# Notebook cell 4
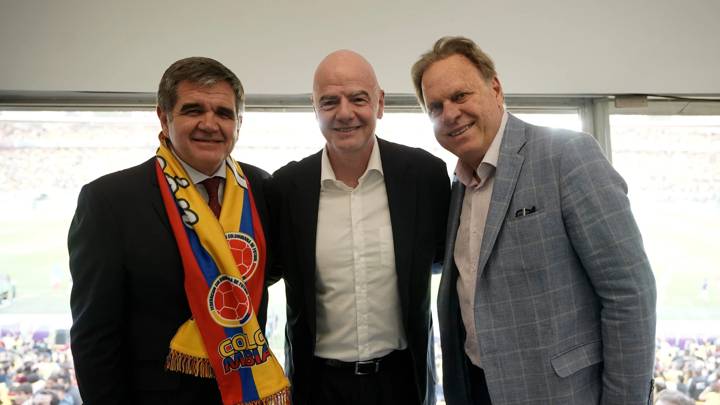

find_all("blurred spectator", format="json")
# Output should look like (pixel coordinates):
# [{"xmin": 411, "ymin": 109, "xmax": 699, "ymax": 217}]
[
  {"xmin": 655, "ymin": 389, "xmax": 695, "ymax": 405},
  {"xmin": 7, "ymin": 382, "xmax": 33, "ymax": 405},
  {"xmin": 45, "ymin": 371, "xmax": 74, "ymax": 405},
  {"xmin": 675, "ymin": 374, "xmax": 689, "ymax": 395},
  {"xmin": 0, "ymin": 330, "xmax": 82, "ymax": 404},
  {"xmin": 699, "ymin": 380, "xmax": 720, "ymax": 405},
  {"xmin": 30, "ymin": 389, "xmax": 59, "ymax": 405},
  {"xmin": 654, "ymin": 336, "xmax": 719, "ymax": 401},
  {"xmin": 688, "ymin": 368, "xmax": 710, "ymax": 399}
]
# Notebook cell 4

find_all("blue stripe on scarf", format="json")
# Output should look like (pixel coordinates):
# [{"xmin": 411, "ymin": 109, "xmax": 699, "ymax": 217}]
[
  {"xmin": 236, "ymin": 185, "xmax": 260, "ymax": 400},
  {"xmin": 182, "ymin": 183, "xmax": 262, "ymax": 401},
  {"xmin": 186, "ymin": 226, "xmax": 220, "ymax": 287},
  {"xmin": 240, "ymin": 367, "xmax": 259, "ymax": 400},
  {"xmin": 239, "ymin": 190, "xmax": 255, "ymax": 238}
]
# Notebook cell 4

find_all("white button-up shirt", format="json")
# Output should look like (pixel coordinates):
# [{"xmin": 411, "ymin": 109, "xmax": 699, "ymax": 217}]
[{"xmin": 314, "ymin": 137, "xmax": 407, "ymax": 362}]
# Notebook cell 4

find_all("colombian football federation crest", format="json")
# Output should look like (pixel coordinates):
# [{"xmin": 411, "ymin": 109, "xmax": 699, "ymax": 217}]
[
  {"xmin": 208, "ymin": 275, "xmax": 253, "ymax": 328},
  {"xmin": 226, "ymin": 232, "xmax": 259, "ymax": 280},
  {"xmin": 207, "ymin": 232, "xmax": 259, "ymax": 328}
]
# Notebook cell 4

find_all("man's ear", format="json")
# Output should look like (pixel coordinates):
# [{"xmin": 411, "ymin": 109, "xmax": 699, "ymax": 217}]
[
  {"xmin": 376, "ymin": 89, "xmax": 385, "ymax": 119},
  {"xmin": 311, "ymin": 95, "xmax": 320, "ymax": 120},
  {"xmin": 234, "ymin": 114, "xmax": 242, "ymax": 142},
  {"xmin": 491, "ymin": 76, "xmax": 504, "ymax": 106},
  {"xmin": 157, "ymin": 105, "xmax": 170, "ymax": 135}
]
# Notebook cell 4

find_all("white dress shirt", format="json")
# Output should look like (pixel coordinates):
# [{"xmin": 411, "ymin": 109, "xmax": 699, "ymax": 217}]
[
  {"xmin": 454, "ymin": 112, "xmax": 507, "ymax": 367},
  {"xmin": 314, "ymin": 137, "xmax": 407, "ymax": 362},
  {"xmin": 172, "ymin": 149, "xmax": 227, "ymax": 203}
]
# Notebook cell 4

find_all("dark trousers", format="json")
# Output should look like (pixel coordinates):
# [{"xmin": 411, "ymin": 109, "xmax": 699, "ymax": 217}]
[
  {"xmin": 467, "ymin": 356, "xmax": 492, "ymax": 405},
  {"xmin": 134, "ymin": 373, "xmax": 222, "ymax": 405},
  {"xmin": 310, "ymin": 350, "xmax": 420, "ymax": 405}
]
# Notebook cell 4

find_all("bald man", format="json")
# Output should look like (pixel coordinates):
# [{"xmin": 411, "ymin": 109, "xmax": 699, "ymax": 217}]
[{"xmin": 266, "ymin": 50, "xmax": 450, "ymax": 405}]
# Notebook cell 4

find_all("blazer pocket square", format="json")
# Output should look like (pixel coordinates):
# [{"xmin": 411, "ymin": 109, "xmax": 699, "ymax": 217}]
[{"xmin": 514, "ymin": 206, "xmax": 537, "ymax": 218}]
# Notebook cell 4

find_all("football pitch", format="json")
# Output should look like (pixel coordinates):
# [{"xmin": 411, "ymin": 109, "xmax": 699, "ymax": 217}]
[
  {"xmin": 0, "ymin": 195, "xmax": 718, "ymax": 338},
  {"xmin": 0, "ymin": 206, "xmax": 73, "ymax": 314}
]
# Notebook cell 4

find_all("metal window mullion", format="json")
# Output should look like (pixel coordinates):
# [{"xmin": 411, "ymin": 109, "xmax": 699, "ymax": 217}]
[{"xmin": 589, "ymin": 98, "xmax": 612, "ymax": 162}]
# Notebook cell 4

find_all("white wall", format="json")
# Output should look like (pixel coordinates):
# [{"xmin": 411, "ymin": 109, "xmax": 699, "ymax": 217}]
[{"xmin": 1, "ymin": 0, "xmax": 718, "ymax": 96}]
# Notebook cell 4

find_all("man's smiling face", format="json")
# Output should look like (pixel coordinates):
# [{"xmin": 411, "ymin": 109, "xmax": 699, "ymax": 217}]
[
  {"xmin": 421, "ymin": 54, "xmax": 504, "ymax": 168},
  {"xmin": 158, "ymin": 80, "xmax": 240, "ymax": 175},
  {"xmin": 312, "ymin": 50, "xmax": 384, "ymax": 160}
]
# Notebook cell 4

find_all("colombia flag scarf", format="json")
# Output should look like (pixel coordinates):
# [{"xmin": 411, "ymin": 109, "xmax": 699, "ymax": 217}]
[{"xmin": 155, "ymin": 140, "xmax": 289, "ymax": 404}]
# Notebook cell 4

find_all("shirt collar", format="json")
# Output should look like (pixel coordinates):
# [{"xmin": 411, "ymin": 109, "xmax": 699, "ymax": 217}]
[
  {"xmin": 321, "ymin": 136, "xmax": 383, "ymax": 190},
  {"xmin": 171, "ymin": 147, "xmax": 227, "ymax": 185},
  {"xmin": 455, "ymin": 111, "xmax": 508, "ymax": 189}
]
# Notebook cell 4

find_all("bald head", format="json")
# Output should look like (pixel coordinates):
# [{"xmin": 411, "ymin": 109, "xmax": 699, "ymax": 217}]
[{"xmin": 313, "ymin": 50, "xmax": 381, "ymax": 96}]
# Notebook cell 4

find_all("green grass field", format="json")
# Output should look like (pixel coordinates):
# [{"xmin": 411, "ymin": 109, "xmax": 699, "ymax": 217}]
[
  {"xmin": 633, "ymin": 203, "xmax": 720, "ymax": 321},
  {"xmin": 0, "ymin": 204, "xmax": 73, "ymax": 314},
  {"xmin": 1, "ymin": 195, "xmax": 718, "ymax": 336}
]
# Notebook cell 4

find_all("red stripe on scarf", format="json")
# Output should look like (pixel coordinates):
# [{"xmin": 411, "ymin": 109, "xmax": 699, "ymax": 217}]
[
  {"xmin": 243, "ymin": 178, "xmax": 266, "ymax": 316},
  {"xmin": 155, "ymin": 162, "xmax": 247, "ymax": 403}
]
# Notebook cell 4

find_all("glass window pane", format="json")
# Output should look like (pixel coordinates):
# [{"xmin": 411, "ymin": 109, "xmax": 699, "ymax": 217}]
[
  {"xmin": 514, "ymin": 112, "xmax": 583, "ymax": 132},
  {"xmin": 0, "ymin": 108, "xmax": 585, "ymax": 403},
  {"xmin": 611, "ymin": 114, "xmax": 720, "ymax": 396},
  {"xmin": 610, "ymin": 115, "xmax": 720, "ymax": 328}
]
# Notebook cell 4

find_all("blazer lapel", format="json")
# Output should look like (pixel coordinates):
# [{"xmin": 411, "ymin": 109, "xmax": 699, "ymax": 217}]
[
  {"xmin": 476, "ymin": 114, "xmax": 527, "ymax": 279},
  {"xmin": 291, "ymin": 151, "xmax": 322, "ymax": 334},
  {"xmin": 439, "ymin": 178, "xmax": 465, "ymax": 318},
  {"xmin": 443, "ymin": 178, "xmax": 465, "ymax": 277},
  {"xmin": 378, "ymin": 139, "xmax": 414, "ymax": 323},
  {"xmin": 145, "ymin": 157, "xmax": 174, "ymax": 235}
]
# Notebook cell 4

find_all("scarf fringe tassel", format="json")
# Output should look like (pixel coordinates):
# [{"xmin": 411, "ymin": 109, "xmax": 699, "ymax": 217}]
[
  {"xmin": 165, "ymin": 349, "xmax": 214, "ymax": 378},
  {"xmin": 166, "ymin": 351, "xmax": 290, "ymax": 404},
  {"xmin": 238, "ymin": 386, "xmax": 291, "ymax": 405}
]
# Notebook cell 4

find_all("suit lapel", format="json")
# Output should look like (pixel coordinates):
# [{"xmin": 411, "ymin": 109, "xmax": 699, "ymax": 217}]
[
  {"xmin": 476, "ymin": 114, "xmax": 527, "ymax": 279},
  {"xmin": 291, "ymin": 151, "xmax": 322, "ymax": 334},
  {"xmin": 443, "ymin": 179, "xmax": 465, "ymax": 277},
  {"xmin": 378, "ymin": 139, "xmax": 414, "ymax": 323},
  {"xmin": 145, "ymin": 157, "xmax": 174, "ymax": 235},
  {"xmin": 439, "ymin": 178, "xmax": 465, "ymax": 318}
]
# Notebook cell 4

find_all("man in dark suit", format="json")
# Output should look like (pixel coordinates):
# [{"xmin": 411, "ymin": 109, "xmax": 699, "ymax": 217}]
[
  {"xmin": 411, "ymin": 36, "xmax": 656, "ymax": 405},
  {"xmin": 267, "ymin": 50, "xmax": 450, "ymax": 405},
  {"xmin": 68, "ymin": 57, "xmax": 277, "ymax": 404}
]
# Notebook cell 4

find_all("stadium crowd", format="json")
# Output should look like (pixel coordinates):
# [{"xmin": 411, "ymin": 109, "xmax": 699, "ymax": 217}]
[
  {"xmin": 0, "ymin": 330, "xmax": 80, "ymax": 405},
  {"xmin": 2, "ymin": 329, "xmax": 719, "ymax": 405},
  {"xmin": 655, "ymin": 337, "xmax": 720, "ymax": 404}
]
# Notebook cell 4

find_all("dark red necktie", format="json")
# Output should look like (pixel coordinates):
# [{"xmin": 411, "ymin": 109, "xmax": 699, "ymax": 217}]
[{"xmin": 201, "ymin": 177, "xmax": 222, "ymax": 218}]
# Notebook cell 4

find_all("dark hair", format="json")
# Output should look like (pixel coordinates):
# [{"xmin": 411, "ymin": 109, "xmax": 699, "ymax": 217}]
[
  {"xmin": 655, "ymin": 389, "xmax": 695, "ymax": 405},
  {"xmin": 157, "ymin": 57, "xmax": 244, "ymax": 115},
  {"xmin": 411, "ymin": 36, "xmax": 497, "ymax": 110},
  {"xmin": 32, "ymin": 389, "xmax": 60, "ymax": 405},
  {"xmin": 9, "ymin": 382, "xmax": 33, "ymax": 394}
]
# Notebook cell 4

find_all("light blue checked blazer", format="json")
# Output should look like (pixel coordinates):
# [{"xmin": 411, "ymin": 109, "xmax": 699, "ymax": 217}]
[{"xmin": 438, "ymin": 114, "xmax": 656, "ymax": 405}]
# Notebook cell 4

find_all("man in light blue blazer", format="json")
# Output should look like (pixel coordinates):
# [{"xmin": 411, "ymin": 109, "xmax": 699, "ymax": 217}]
[{"xmin": 411, "ymin": 36, "xmax": 656, "ymax": 405}]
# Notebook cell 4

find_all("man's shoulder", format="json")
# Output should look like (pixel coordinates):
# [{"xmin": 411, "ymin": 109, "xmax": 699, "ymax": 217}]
[
  {"xmin": 377, "ymin": 138, "xmax": 447, "ymax": 177},
  {"xmin": 512, "ymin": 116, "xmax": 598, "ymax": 159},
  {"xmin": 378, "ymin": 137, "xmax": 441, "ymax": 162},
  {"xmin": 238, "ymin": 161, "xmax": 270, "ymax": 181},
  {"xmin": 512, "ymin": 117, "xmax": 614, "ymax": 183},
  {"xmin": 510, "ymin": 114, "xmax": 589, "ymax": 143},
  {"xmin": 84, "ymin": 157, "xmax": 156, "ymax": 192},
  {"xmin": 271, "ymin": 150, "xmax": 322, "ymax": 182}
]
